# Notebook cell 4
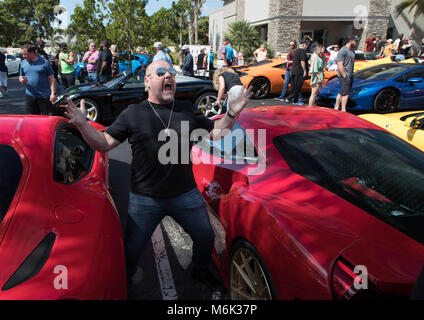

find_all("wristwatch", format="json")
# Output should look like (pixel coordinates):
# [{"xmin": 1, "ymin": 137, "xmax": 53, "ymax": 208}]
[{"xmin": 227, "ymin": 111, "xmax": 238, "ymax": 120}]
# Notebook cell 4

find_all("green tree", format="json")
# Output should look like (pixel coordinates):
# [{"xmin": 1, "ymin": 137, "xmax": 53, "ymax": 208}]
[
  {"xmin": 106, "ymin": 0, "xmax": 149, "ymax": 50},
  {"xmin": 0, "ymin": 0, "xmax": 59, "ymax": 46},
  {"xmin": 198, "ymin": 16, "xmax": 209, "ymax": 45},
  {"xmin": 396, "ymin": 0, "xmax": 424, "ymax": 18},
  {"xmin": 68, "ymin": 0, "xmax": 109, "ymax": 48},
  {"xmin": 224, "ymin": 20, "xmax": 261, "ymax": 58}
]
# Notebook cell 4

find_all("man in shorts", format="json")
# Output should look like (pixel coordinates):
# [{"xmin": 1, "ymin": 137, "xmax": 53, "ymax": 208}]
[{"xmin": 334, "ymin": 35, "xmax": 360, "ymax": 112}]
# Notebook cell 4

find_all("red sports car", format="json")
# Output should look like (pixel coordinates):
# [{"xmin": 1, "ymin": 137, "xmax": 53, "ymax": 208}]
[
  {"xmin": 0, "ymin": 115, "xmax": 126, "ymax": 299},
  {"xmin": 192, "ymin": 106, "xmax": 424, "ymax": 300}
]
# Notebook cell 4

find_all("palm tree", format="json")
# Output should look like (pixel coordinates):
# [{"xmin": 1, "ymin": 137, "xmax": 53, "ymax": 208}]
[
  {"xmin": 224, "ymin": 20, "xmax": 261, "ymax": 58},
  {"xmin": 395, "ymin": 0, "xmax": 424, "ymax": 18}
]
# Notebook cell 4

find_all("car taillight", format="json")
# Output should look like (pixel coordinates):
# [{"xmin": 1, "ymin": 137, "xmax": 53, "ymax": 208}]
[{"xmin": 331, "ymin": 258, "xmax": 369, "ymax": 300}]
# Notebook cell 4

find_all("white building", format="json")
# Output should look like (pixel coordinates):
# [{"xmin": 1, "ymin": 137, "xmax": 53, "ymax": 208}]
[{"xmin": 209, "ymin": 0, "xmax": 422, "ymax": 53}]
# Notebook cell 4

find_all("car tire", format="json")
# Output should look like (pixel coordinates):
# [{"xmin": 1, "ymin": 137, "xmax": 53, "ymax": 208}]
[
  {"xmin": 373, "ymin": 88, "xmax": 399, "ymax": 113},
  {"xmin": 195, "ymin": 92, "xmax": 224, "ymax": 118},
  {"xmin": 78, "ymin": 69, "xmax": 87, "ymax": 83},
  {"xmin": 76, "ymin": 99, "xmax": 102, "ymax": 123},
  {"xmin": 228, "ymin": 239, "xmax": 278, "ymax": 300},
  {"xmin": 250, "ymin": 77, "xmax": 270, "ymax": 99}
]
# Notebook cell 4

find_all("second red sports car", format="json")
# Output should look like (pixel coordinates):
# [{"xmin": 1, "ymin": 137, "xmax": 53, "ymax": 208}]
[
  {"xmin": 192, "ymin": 105, "xmax": 424, "ymax": 299},
  {"xmin": 0, "ymin": 115, "xmax": 126, "ymax": 299}
]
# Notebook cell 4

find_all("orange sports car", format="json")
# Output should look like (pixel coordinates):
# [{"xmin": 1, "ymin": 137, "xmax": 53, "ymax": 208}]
[{"xmin": 233, "ymin": 58, "xmax": 338, "ymax": 99}]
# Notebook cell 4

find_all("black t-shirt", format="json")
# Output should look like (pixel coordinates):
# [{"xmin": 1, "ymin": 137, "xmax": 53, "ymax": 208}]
[
  {"xmin": 97, "ymin": 48, "xmax": 112, "ymax": 76},
  {"xmin": 221, "ymin": 72, "xmax": 242, "ymax": 92},
  {"xmin": 291, "ymin": 48, "xmax": 308, "ymax": 75},
  {"xmin": 197, "ymin": 53, "xmax": 206, "ymax": 70},
  {"xmin": 0, "ymin": 52, "xmax": 6, "ymax": 72},
  {"xmin": 106, "ymin": 99, "xmax": 214, "ymax": 198}
]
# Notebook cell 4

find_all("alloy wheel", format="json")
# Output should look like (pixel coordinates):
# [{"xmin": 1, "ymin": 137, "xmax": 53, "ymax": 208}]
[{"xmin": 230, "ymin": 248, "xmax": 273, "ymax": 300}]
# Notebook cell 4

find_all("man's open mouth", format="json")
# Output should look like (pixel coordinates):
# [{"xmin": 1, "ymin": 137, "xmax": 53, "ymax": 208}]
[{"xmin": 164, "ymin": 83, "xmax": 173, "ymax": 92}]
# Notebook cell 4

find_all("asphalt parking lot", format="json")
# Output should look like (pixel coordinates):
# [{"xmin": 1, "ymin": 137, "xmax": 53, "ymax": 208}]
[{"xmin": 1, "ymin": 74, "xmax": 314, "ymax": 300}]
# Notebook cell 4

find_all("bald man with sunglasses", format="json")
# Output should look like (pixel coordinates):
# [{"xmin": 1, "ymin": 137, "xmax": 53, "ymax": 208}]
[{"xmin": 64, "ymin": 60, "xmax": 252, "ymax": 295}]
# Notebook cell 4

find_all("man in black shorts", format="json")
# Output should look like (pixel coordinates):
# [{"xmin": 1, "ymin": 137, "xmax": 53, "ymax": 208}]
[
  {"xmin": 334, "ymin": 35, "xmax": 360, "ymax": 112},
  {"xmin": 63, "ymin": 60, "xmax": 253, "ymax": 295}
]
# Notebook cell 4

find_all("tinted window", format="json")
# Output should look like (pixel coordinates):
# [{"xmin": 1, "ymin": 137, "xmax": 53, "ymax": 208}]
[
  {"xmin": 0, "ymin": 145, "xmax": 23, "ymax": 223},
  {"xmin": 54, "ymin": 126, "xmax": 94, "ymax": 184},
  {"xmin": 274, "ymin": 128, "xmax": 424, "ymax": 244},
  {"xmin": 355, "ymin": 65, "xmax": 410, "ymax": 81},
  {"xmin": 404, "ymin": 68, "xmax": 424, "ymax": 80}
]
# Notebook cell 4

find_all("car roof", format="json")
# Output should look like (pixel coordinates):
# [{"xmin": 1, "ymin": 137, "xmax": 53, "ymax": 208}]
[{"xmin": 237, "ymin": 105, "xmax": 380, "ymax": 137}]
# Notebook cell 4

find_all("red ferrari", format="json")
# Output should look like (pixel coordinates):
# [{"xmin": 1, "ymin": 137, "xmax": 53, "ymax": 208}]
[
  {"xmin": 192, "ymin": 106, "xmax": 424, "ymax": 300},
  {"xmin": 0, "ymin": 115, "xmax": 126, "ymax": 299}
]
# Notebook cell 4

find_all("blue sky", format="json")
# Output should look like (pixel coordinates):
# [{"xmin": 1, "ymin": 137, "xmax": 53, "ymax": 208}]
[{"xmin": 60, "ymin": 0, "xmax": 222, "ymax": 18}]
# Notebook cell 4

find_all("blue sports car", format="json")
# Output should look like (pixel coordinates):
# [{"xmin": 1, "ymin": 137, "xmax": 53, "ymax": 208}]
[
  {"xmin": 318, "ymin": 63, "xmax": 424, "ymax": 113},
  {"xmin": 73, "ymin": 52, "xmax": 152, "ymax": 83}
]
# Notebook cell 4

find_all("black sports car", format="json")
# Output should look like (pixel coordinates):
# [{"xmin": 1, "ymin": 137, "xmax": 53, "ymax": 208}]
[{"xmin": 53, "ymin": 71, "xmax": 221, "ymax": 123}]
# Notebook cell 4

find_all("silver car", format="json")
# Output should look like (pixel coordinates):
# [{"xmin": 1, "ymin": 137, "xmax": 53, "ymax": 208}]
[{"xmin": 5, "ymin": 54, "xmax": 21, "ymax": 76}]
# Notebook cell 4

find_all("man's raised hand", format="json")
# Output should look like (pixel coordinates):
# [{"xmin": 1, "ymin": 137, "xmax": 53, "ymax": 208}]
[
  {"xmin": 227, "ymin": 85, "xmax": 253, "ymax": 116},
  {"xmin": 64, "ymin": 97, "xmax": 88, "ymax": 126}
]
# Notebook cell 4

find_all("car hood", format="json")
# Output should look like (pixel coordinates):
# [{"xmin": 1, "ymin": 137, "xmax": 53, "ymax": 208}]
[{"xmin": 64, "ymin": 83, "xmax": 109, "ymax": 94}]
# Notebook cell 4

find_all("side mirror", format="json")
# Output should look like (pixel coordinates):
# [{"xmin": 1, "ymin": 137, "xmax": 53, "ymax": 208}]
[
  {"xmin": 408, "ymin": 77, "xmax": 424, "ymax": 84},
  {"xmin": 117, "ymin": 81, "xmax": 125, "ymax": 89}
]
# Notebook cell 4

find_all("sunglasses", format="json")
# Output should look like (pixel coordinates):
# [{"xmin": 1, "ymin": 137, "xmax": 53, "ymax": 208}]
[{"xmin": 147, "ymin": 67, "xmax": 176, "ymax": 78}]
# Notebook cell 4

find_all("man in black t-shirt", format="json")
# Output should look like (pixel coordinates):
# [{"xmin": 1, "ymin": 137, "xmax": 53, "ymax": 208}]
[
  {"xmin": 96, "ymin": 40, "xmax": 113, "ymax": 83},
  {"xmin": 64, "ymin": 60, "xmax": 253, "ymax": 294},
  {"xmin": 286, "ymin": 41, "xmax": 308, "ymax": 105}
]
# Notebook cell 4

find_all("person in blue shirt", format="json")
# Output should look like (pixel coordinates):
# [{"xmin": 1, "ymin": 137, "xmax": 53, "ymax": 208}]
[
  {"xmin": 209, "ymin": 50, "xmax": 214, "ymax": 70},
  {"xmin": 19, "ymin": 43, "xmax": 56, "ymax": 115},
  {"xmin": 153, "ymin": 42, "xmax": 173, "ymax": 66},
  {"xmin": 226, "ymin": 43, "xmax": 235, "ymax": 67},
  {"xmin": 180, "ymin": 45, "xmax": 194, "ymax": 77}
]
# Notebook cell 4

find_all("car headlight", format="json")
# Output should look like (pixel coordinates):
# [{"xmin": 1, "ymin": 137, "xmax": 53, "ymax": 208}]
[{"xmin": 55, "ymin": 94, "xmax": 65, "ymax": 103}]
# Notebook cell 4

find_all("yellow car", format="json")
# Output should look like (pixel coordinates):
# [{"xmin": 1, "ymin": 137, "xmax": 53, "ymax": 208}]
[
  {"xmin": 354, "ymin": 56, "xmax": 418, "ymax": 72},
  {"xmin": 359, "ymin": 111, "xmax": 424, "ymax": 151}
]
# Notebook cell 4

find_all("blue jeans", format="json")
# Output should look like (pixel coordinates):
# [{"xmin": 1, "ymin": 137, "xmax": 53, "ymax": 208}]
[
  {"xmin": 87, "ymin": 72, "xmax": 98, "ymax": 82},
  {"xmin": 124, "ymin": 188, "xmax": 215, "ymax": 279},
  {"xmin": 278, "ymin": 69, "xmax": 303, "ymax": 100},
  {"xmin": 278, "ymin": 68, "xmax": 291, "ymax": 98}
]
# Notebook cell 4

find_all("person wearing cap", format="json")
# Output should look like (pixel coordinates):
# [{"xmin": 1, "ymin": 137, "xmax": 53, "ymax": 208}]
[
  {"xmin": 216, "ymin": 39, "xmax": 228, "ymax": 69},
  {"xmin": 35, "ymin": 40, "xmax": 49, "ymax": 61},
  {"xmin": 19, "ymin": 43, "xmax": 56, "ymax": 115},
  {"xmin": 334, "ymin": 35, "xmax": 360, "ymax": 112},
  {"xmin": 397, "ymin": 38, "xmax": 414, "ymax": 60},
  {"xmin": 58, "ymin": 42, "xmax": 75, "ymax": 89},
  {"xmin": 180, "ymin": 45, "xmax": 194, "ymax": 77},
  {"xmin": 153, "ymin": 42, "xmax": 173, "ymax": 66}
]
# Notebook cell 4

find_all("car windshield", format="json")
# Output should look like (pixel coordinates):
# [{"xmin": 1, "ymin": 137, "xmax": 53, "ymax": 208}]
[
  {"xmin": 355, "ymin": 64, "xmax": 410, "ymax": 80},
  {"xmin": 273, "ymin": 128, "xmax": 424, "ymax": 244},
  {"xmin": 241, "ymin": 60, "xmax": 273, "ymax": 68},
  {"xmin": 0, "ymin": 145, "xmax": 23, "ymax": 224},
  {"xmin": 356, "ymin": 52, "xmax": 377, "ymax": 60},
  {"xmin": 102, "ymin": 72, "xmax": 132, "ymax": 88}
]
